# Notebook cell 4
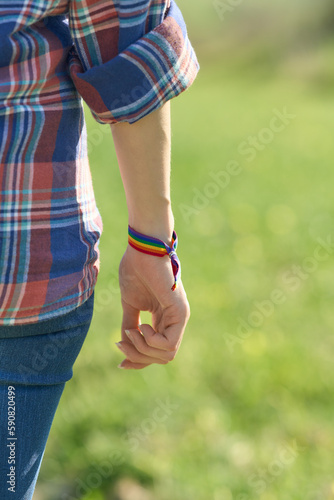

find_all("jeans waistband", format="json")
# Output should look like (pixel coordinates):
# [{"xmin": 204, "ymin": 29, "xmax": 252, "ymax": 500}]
[{"xmin": 0, "ymin": 292, "xmax": 94, "ymax": 339}]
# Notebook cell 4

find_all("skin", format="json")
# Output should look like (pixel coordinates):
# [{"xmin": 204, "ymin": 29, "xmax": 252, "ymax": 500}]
[{"xmin": 110, "ymin": 101, "xmax": 190, "ymax": 369}]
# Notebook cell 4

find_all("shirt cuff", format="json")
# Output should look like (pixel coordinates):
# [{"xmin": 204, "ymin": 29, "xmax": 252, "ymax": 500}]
[{"xmin": 68, "ymin": 0, "xmax": 199, "ymax": 124}]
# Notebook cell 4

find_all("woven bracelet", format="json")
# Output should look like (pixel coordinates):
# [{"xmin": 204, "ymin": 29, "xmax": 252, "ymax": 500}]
[{"xmin": 128, "ymin": 225, "xmax": 181, "ymax": 291}]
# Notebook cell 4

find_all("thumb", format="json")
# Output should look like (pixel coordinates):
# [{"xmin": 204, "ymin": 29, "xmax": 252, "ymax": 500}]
[{"xmin": 121, "ymin": 299, "xmax": 141, "ymax": 341}]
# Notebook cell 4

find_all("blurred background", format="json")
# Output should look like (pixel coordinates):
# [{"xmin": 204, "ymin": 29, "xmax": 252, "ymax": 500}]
[{"xmin": 36, "ymin": 1, "xmax": 334, "ymax": 499}]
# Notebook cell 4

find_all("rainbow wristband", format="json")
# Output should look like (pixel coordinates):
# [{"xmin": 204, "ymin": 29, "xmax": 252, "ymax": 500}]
[{"xmin": 128, "ymin": 225, "xmax": 181, "ymax": 291}]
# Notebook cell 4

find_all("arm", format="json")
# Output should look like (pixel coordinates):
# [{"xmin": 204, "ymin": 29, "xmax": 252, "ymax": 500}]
[
  {"xmin": 68, "ymin": 0, "xmax": 198, "ymax": 369},
  {"xmin": 111, "ymin": 101, "xmax": 173, "ymax": 242},
  {"xmin": 112, "ymin": 102, "xmax": 191, "ymax": 370}
]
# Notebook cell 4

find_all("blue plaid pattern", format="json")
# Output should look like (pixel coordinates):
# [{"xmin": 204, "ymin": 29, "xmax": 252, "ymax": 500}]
[{"xmin": 0, "ymin": 0, "xmax": 199, "ymax": 325}]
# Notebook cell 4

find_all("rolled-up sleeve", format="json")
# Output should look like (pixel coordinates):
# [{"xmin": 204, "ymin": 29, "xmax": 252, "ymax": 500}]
[{"xmin": 68, "ymin": 0, "xmax": 199, "ymax": 124}]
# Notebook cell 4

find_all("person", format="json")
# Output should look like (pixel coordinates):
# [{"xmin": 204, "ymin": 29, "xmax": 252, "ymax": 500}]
[{"xmin": 0, "ymin": 0, "xmax": 199, "ymax": 497}]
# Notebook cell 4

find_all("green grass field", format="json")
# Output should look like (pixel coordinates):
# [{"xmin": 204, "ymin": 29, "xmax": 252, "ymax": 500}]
[{"xmin": 34, "ymin": 37, "xmax": 334, "ymax": 500}]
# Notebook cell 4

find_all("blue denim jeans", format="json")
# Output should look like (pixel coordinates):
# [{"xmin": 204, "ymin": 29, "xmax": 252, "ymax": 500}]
[{"xmin": 0, "ymin": 292, "xmax": 94, "ymax": 499}]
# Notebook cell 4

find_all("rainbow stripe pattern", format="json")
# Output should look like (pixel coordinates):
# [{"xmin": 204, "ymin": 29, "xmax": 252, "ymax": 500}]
[{"xmin": 128, "ymin": 225, "xmax": 181, "ymax": 291}]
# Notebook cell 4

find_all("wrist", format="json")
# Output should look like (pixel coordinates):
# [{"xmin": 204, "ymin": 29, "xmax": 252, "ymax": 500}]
[
  {"xmin": 127, "ymin": 223, "xmax": 181, "ymax": 291},
  {"xmin": 128, "ymin": 203, "xmax": 174, "ymax": 244}
]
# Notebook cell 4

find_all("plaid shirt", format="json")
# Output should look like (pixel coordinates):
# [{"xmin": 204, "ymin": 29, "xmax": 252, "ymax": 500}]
[{"xmin": 0, "ymin": 0, "xmax": 199, "ymax": 325}]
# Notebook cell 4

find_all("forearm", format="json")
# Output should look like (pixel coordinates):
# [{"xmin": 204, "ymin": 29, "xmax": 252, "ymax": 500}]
[{"xmin": 110, "ymin": 102, "xmax": 174, "ymax": 244}]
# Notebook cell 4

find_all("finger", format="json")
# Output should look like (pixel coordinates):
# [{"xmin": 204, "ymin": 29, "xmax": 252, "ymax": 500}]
[
  {"xmin": 139, "ymin": 321, "xmax": 186, "ymax": 353},
  {"xmin": 121, "ymin": 299, "xmax": 140, "ymax": 339},
  {"xmin": 115, "ymin": 340, "xmax": 170, "ymax": 365},
  {"xmin": 125, "ymin": 328, "xmax": 177, "ymax": 362},
  {"xmin": 118, "ymin": 359, "xmax": 152, "ymax": 370},
  {"xmin": 139, "ymin": 292, "xmax": 190, "ymax": 350}
]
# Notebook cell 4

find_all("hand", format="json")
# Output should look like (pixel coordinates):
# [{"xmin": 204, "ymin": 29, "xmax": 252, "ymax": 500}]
[{"xmin": 116, "ymin": 244, "xmax": 190, "ymax": 369}]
